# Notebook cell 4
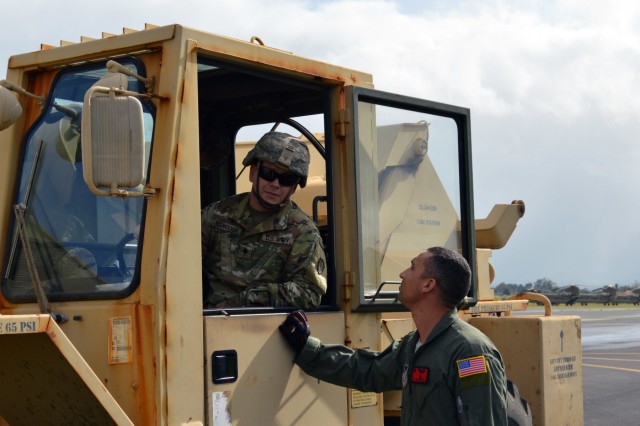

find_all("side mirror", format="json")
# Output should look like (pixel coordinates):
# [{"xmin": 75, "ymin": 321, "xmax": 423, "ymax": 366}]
[
  {"xmin": 81, "ymin": 85, "xmax": 151, "ymax": 197},
  {"xmin": 0, "ymin": 84, "xmax": 23, "ymax": 131}
]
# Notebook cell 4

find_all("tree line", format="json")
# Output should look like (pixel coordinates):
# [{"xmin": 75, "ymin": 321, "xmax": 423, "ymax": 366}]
[{"xmin": 491, "ymin": 278, "xmax": 639, "ymax": 296}]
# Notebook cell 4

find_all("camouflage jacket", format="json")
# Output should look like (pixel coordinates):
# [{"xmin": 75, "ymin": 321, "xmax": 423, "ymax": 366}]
[{"xmin": 202, "ymin": 193, "xmax": 327, "ymax": 309}]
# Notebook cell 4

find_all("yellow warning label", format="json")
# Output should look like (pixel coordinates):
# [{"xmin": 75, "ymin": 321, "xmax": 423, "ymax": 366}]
[{"xmin": 350, "ymin": 389, "xmax": 377, "ymax": 408}]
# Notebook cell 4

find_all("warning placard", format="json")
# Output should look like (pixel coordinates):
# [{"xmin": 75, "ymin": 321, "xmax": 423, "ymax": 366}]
[{"xmin": 109, "ymin": 316, "xmax": 133, "ymax": 364}]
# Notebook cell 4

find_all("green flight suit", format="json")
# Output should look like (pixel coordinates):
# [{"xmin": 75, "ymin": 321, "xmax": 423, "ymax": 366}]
[
  {"xmin": 294, "ymin": 309, "xmax": 507, "ymax": 425},
  {"xmin": 202, "ymin": 193, "xmax": 327, "ymax": 308}
]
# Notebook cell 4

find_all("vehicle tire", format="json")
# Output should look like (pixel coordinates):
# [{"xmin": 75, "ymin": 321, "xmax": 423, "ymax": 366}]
[{"xmin": 506, "ymin": 379, "xmax": 532, "ymax": 426}]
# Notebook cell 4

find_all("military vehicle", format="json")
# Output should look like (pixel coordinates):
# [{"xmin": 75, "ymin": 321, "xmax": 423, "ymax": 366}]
[{"xmin": 0, "ymin": 24, "xmax": 582, "ymax": 425}]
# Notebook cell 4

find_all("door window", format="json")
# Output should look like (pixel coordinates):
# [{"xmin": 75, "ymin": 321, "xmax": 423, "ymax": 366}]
[{"xmin": 350, "ymin": 88, "xmax": 475, "ymax": 308}]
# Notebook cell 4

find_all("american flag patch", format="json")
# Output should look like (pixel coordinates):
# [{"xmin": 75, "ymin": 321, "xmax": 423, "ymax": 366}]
[{"xmin": 457, "ymin": 356, "xmax": 487, "ymax": 378}]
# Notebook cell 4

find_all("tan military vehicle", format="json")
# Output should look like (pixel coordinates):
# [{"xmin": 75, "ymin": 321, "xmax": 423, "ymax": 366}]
[{"xmin": 0, "ymin": 24, "xmax": 582, "ymax": 425}]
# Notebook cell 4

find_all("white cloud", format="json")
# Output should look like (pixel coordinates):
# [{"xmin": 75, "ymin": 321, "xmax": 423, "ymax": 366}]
[{"xmin": 1, "ymin": 0, "xmax": 639, "ymax": 286}]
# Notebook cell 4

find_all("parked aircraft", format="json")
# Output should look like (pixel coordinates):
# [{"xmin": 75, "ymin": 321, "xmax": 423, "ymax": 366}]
[
  {"xmin": 536, "ymin": 285, "xmax": 580, "ymax": 306},
  {"xmin": 576, "ymin": 286, "xmax": 616, "ymax": 305},
  {"xmin": 612, "ymin": 287, "xmax": 640, "ymax": 305}
]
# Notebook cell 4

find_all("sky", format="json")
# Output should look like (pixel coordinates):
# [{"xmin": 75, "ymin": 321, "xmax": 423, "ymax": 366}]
[{"xmin": 1, "ymin": 0, "xmax": 639, "ymax": 289}]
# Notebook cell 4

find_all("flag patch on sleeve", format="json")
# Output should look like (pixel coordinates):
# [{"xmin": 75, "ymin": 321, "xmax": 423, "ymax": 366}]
[{"xmin": 457, "ymin": 356, "xmax": 487, "ymax": 378}]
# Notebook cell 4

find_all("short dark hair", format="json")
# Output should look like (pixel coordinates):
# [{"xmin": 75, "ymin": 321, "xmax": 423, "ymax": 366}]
[{"xmin": 422, "ymin": 247, "xmax": 471, "ymax": 308}]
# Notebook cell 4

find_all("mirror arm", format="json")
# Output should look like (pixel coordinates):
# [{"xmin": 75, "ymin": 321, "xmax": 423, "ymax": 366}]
[
  {"xmin": 0, "ymin": 80, "xmax": 46, "ymax": 105},
  {"xmin": 92, "ymin": 85, "xmax": 165, "ymax": 101},
  {"xmin": 108, "ymin": 184, "xmax": 157, "ymax": 198},
  {"xmin": 106, "ymin": 60, "xmax": 155, "ymax": 92}
]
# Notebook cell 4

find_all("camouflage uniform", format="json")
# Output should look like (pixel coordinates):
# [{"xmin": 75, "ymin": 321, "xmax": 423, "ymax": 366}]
[{"xmin": 202, "ymin": 192, "xmax": 327, "ymax": 308}]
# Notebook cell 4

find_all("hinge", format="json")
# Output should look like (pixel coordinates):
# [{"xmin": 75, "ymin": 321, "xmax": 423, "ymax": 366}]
[
  {"xmin": 334, "ymin": 108, "xmax": 350, "ymax": 139},
  {"xmin": 342, "ymin": 271, "xmax": 353, "ymax": 303}
]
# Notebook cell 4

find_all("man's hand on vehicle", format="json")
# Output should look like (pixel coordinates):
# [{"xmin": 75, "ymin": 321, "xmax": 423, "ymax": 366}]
[{"xmin": 279, "ymin": 310, "xmax": 310, "ymax": 354}]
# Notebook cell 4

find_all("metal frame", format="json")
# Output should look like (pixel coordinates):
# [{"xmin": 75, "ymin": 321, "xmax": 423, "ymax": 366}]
[{"xmin": 347, "ymin": 86, "xmax": 477, "ymax": 311}]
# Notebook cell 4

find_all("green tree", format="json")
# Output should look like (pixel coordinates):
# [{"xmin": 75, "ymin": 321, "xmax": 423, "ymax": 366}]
[{"xmin": 533, "ymin": 278, "xmax": 557, "ymax": 292}]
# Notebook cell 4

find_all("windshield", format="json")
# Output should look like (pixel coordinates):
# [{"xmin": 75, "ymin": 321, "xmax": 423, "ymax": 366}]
[{"xmin": 2, "ymin": 59, "xmax": 155, "ymax": 302}]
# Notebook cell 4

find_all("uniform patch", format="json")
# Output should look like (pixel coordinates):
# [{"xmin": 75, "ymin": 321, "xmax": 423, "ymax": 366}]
[
  {"xmin": 262, "ymin": 234, "xmax": 293, "ymax": 245},
  {"xmin": 237, "ymin": 245, "xmax": 253, "ymax": 260},
  {"xmin": 212, "ymin": 220, "xmax": 240, "ymax": 234},
  {"xmin": 411, "ymin": 367, "xmax": 429, "ymax": 384},
  {"xmin": 402, "ymin": 364, "xmax": 409, "ymax": 387},
  {"xmin": 457, "ymin": 356, "xmax": 487, "ymax": 378},
  {"xmin": 316, "ymin": 258, "xmax": 326, "ymax": 275}
]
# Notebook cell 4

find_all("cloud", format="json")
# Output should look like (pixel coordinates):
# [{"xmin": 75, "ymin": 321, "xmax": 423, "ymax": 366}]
[{"xmin": 1, "ymin": 0, "xmax": 639, "ymax": 287}]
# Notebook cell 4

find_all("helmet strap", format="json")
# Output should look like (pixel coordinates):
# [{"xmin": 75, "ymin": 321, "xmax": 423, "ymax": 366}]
[{"xmin": 252, "ymin": 184, "xmax": 281, "ymax": 211}]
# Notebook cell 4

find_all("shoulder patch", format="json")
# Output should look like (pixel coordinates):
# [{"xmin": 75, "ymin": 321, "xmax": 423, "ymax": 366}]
[{"xmin": 457, "ymin": 355, "xmax": 487, "ymax": 378}]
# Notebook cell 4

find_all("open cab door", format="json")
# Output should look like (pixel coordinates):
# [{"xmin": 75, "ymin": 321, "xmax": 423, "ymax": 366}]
[{"xmin": 343, "ymin": 86, "xmax": 477, "ymax": 311}]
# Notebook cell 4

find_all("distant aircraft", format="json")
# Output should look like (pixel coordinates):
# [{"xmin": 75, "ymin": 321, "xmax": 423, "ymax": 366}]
[
  {"xmin": 611, "ymin": 287, "xmax": 640, "ymax": 305},
  {"xmin": 537, "ymin": 285, "xmax": 580, "ymax": 306},
  {"xmin": 576, "ymin": 285, "xmax": 616, "ymax": 306}
]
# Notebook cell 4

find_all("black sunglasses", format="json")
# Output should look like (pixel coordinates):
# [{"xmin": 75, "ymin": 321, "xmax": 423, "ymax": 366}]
[{"xmin": 258, "ymin": 164, "xmax": 299, "ymax": 187}]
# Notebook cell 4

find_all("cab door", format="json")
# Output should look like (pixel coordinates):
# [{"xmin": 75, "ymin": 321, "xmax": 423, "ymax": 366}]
[
  {"xmin": 197, "ymin": 53, "xmax": 348, "ymax": 425},
  {"xmin": 203, "ymin": 311, "xmax": 347, "ymax": 425},
  {"xmin": 343, "ymin": 86, "xmax": 477, "ymax": 311}
]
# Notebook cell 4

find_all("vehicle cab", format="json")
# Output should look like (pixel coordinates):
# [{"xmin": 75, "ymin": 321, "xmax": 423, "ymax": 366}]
[{"xmin": 0, "ymin": 24, "xmax": 576, "ymax": 426}]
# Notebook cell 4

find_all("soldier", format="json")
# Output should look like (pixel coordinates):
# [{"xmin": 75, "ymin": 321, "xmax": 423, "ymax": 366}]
[
  {"xmin": 279, "ymin": 247, "xmax": 507, "ymax": 425},
  {"xmin": 202, "ymin": 131, "xmax": 327, "ymax": 309}
]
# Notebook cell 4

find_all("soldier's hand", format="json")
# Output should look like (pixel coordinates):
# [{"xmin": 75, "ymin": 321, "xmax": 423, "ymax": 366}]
[{"xmin": 279, "ymin": 310, "xmax": 310, "ymax": 354}]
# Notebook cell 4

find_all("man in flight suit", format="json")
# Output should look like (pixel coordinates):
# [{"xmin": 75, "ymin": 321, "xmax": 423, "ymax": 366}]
[
  {"xmin": 202, "ymin": 132, "xmax": 327, "ymax": 309},
  {"xmin": 279, "ymin": 246, "xmax": 507, "ymax": 425}
]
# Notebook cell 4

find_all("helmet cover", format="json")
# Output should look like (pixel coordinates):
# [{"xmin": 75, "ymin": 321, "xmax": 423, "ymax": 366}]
[{"xmin": 242, "ymin": 132, "xmax": 310, "ymax": 187}]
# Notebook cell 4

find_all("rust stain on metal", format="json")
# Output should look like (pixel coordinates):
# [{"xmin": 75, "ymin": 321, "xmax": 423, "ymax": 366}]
[
  {"xmin": 174, "ymin": 143, "xmax": 182, "ymax": 173},
  {"xmin": 132, "ymin": 302, "xmax": 156, "ymax": 425},
  {"xmin": 0, "ymin": 305, "xmax": 16, "ymax": 315},
  {"xmin": 339, "ymin": 86, "xmax": 346, "ymax": 109},
  {"xmin": 45, "ymin": 317, "xmax": 57, "ymax": 340},
  {"xmin": 179, "ymin": 71, "xmax": 187, "ymax": 106},
  {"xmin": 197, "ymin": 38, "xmax": 368, "ymax": 88},
  {"xmin": 163, "ymin": 138, "xmax": 180, "ymax": 239}
]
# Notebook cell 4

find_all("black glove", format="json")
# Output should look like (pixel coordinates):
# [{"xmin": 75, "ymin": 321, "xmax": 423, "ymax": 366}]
[{"xmin": 279, "ymin": 310, "xmax": 311, "ymax": 354}]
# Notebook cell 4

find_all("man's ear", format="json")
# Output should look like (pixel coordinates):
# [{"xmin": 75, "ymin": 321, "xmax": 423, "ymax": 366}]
[
  {"xmin": 248, "ymin": 164, "xmax": 257, "ymax": 184},
  {"xmin": 422, "ymin": 277, "xmax": 436, "ymax": 294}
]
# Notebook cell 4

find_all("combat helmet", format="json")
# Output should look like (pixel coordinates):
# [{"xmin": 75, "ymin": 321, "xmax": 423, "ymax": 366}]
[{"xmin": 242, "ymin": 132, "xmax": 310, "ymax": 188}]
